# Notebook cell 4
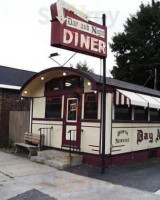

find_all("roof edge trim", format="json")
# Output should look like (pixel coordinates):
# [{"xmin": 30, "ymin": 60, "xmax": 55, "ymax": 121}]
[{"xmin": 0, "ymin": 84, "xmax": 21, "ymax": 90}]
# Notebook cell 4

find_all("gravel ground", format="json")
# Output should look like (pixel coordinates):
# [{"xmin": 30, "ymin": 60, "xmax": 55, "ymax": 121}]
[{"xmin": 8, "ymin": 189, "xmax": 57, "ymax": 200}]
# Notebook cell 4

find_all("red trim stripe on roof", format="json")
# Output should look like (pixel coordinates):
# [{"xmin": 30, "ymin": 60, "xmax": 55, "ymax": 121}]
[{"xmin": 115, "ymin": 90, "xmax": 131, "ymax": 106}]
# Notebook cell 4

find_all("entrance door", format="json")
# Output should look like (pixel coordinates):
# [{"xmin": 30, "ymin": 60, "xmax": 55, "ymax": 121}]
[{"xmin": 62, "ymin": 95, "xmax": 82, "ymax": 149}]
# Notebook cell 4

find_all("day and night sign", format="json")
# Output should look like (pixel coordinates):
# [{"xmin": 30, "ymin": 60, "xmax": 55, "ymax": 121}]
[{"xmin": 50, "ymin": 0, "xmax": 107, "ymax": 58}]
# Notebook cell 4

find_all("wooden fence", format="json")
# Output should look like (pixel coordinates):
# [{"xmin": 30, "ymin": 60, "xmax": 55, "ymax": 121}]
[{"xmin": 9, "ymin": 111, "xmax": 30, "ymax": 146}]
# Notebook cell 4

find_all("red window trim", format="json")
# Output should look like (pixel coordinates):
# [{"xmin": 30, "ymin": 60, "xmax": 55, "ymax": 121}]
[
  {"xmin": 46, "ymin": 96, "xmax": 62, "ymax": 103},
  {"xmin": 85, "ymin": 93, "xmax": 98, "ymax": 103}
]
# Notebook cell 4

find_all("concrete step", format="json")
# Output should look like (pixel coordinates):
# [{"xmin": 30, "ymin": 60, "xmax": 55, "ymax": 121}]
[
  {"xmin": 45, "ymin": 159, "xmax": 70, "ymax": 170},
  {"xmin": 37, "ymin": 150, "xmax": 82, "ymax": 163},
  {"xmin": 37, "ymin": 150, "xmax": 78, "ymax": 157},
  {"xmin": 30, "ymin": 156, "xmax": 46, "ymax": 164},
  {"xmin": 70, "ymin": 155, "xmax": 83, "ymax": 166},
  {"xmin": 31, "ymin": 150, "xmax": 83, "ymax": 170},
  {"xmin": 30, "ymin": 156, "xmax": 70, "ymax": 170}
]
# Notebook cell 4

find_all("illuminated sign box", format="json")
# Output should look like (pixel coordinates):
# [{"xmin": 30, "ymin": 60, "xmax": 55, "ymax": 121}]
[{"xmin": 50, "ymin": 1, "xmax": 107, "ymax": 58}]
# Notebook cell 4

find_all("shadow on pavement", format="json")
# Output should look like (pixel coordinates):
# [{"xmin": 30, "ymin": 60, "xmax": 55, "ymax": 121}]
[{"xmin": 8, "ymin": 189, "xmax": 57, "ymax": 200}]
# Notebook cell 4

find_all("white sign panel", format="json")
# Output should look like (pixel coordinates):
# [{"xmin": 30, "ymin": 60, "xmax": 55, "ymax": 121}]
[{"xmin": 112, "ymin": 123, "xmax": 160, "ymax": 155}]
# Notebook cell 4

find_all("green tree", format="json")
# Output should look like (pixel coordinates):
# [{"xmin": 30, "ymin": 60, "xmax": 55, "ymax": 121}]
[
  {"xmin": 110, "ymin": 0, "xmax": 160, "ymax": 89},
  {"xmin": 75, "ymin": 61, "xmax": 94, "ymax": 73}
]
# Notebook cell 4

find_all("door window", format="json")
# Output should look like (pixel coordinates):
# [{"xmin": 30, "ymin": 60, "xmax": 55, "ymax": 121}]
[{"xmin": 67, "ymin": 99, "xmax": 78, "ymax": 122}]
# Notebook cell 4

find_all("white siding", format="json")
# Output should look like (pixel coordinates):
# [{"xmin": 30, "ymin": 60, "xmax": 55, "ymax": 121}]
[
  {"xmin": 32, "ymin": 120, "xmax": 63, "ymax": 149},
  {"xmin": 81, "ymin": 122, "xmax": 101, "ymax": 154},
  {"xmin": 33, "ymin": 97, "xmax": 46, "ymax": 118}
]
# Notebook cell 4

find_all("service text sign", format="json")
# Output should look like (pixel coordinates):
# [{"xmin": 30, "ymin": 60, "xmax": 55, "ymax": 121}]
[{"xmin": 50, "ymin": 0, "xmax": 107, "ymax": 58}]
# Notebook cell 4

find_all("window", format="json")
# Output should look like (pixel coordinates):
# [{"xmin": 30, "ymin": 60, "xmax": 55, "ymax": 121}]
[
  {"xmin": 115, "ymin": 105, "xmax": 131, "ymax": 121},
  {"xmin": 67, "ymin": 99, "xmax": 78, "ymax": 121},
  {"xmin": 65, "ymin": 77, "xmax": 77, "ymax": 89},
  {"xmin": 150, "ymin": 109, "xmax": 160, "ymax": 121},
  {"xmin": 134, "ymin": 106, "xmax": 148, "ymax": 121},
  {"xmin": 45, "ymin": 97, "xmax": 62, "ymax": 119},
  {"xmin": 84, "ymin": 94, "xmax": 98, "ymax": 120},
  {"xmin": 45, "ymin": 79, "xmax": 62, "ymax": 91},
  {"xmin": 79, "ymin": 77, "xmax": 84, "ymax": 88},
  {"xmin": 45, "ymin": 76, "xmax": 84, "ymax": 92}
]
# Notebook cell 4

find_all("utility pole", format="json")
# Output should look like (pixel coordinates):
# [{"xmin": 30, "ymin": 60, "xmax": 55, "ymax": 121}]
[
  {"xmin": 154, "ymin": 67, "xmax": 157, "ymax": 90},
  {"xmin": 101, "ymin": 14, "xmax": 106, "ymax": 174},
  {"xmin": 154, "ymin": 63, "xmax": 160, "ymax": 90}
]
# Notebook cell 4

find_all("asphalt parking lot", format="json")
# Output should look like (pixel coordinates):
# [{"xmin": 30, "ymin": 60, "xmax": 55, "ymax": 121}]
[{"xmin": 66, "ymin": 158, "xmax": 160, "ymax": 193}]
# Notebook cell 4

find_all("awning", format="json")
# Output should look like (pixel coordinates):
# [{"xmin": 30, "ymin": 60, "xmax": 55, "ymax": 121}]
[
  {"xmin": 116, "ymin": 89, "xmax": 148, "ymax": 107},
  {"xmin": 138, "ymin": 94, "xmax": 160, "ymax": 109},
  {"xmin": 116, "ymin": 89, "xmax": 160, "ymax": 109},
  {"xmin": 153, "ymin": 97, "xmax": 160, "ymax": 104}
]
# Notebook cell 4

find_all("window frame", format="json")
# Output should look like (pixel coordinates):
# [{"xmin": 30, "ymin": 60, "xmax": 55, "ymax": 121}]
[
  {"xmin": 45, "ymin": 78, "xmax": 63, "ymax": 92},
  {"xmin": 150, "ymin": 108, "xmax": 160, "ymax": 122},
  {"xmin": 114, "ymin": 105, "xmax": 132, "ymax": 121},
  {"xmin": 45, "ymin": 76, "xmax": 84, "ymax": 93},
  {"xmin": 45, "ymin": 96, "xmax": 62, "ymax": 119},
  {"xmin": 134, "ymin": 106, "xmax": 148, "ymax": 122},
  {"xmin": 84, "ymin": 93, "xmax": 98, "ymax": 120},
  {"xmin": 66, "ymin": 98, "xmax": 78, "ymax": 122}
]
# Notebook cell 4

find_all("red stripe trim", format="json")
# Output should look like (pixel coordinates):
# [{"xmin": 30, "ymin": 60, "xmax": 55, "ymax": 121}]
[
  {"xmin": 119, "ymin": 92, "xmax": 121, "ymax": 105},
  {"xmin": 115, "ymin": 90, "xmax": 131, "ymax": 106},
  {"xmin": 33, "ymin": 118, "xmax": 63, "ymax": 121}
]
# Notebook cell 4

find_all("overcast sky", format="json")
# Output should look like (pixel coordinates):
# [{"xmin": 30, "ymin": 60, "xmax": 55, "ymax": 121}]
[{"xmin": 0, "ymin": 0, "xmax": 152, "ymax": 76}]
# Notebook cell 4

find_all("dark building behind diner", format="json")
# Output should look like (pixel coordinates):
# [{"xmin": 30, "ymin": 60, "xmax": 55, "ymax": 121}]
[{"xmin": 0, "ymin": 66, "xmax": 36, "ymax": 147}]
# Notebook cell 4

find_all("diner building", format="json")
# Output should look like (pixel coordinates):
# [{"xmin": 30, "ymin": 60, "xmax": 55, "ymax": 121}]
[{"xmin": 21, "ymin": 66, "xmax": 160, "ymax": 167}]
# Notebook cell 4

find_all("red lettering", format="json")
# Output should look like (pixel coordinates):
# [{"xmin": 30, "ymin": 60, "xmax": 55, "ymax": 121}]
[
  {"xmin": 156, "ymin": 129, "xmax": 160, "ymax": 143},
  {"xmin": 144, "ymin": 133, "xmax": 148, "ymax": 140},
  {"xmin": 137, "ymin": 130, "xmax": 143, "ymax": 144},
  {"xmin": 149, "ymin": 133, "xmax": 153, "ymax": 143}
]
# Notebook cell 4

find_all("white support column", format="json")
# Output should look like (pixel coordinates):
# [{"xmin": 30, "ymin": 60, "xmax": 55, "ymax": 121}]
[
  {"xmin": 61, "ymin": 95, "xmax": 64, "ymax": 119},
  {"xmin": 81, "ymin": 93, "xmax": 85, "ymax": 119},
  {"xmin": 148, "ymin": 108, "xmax": 150, "ymax": 121},
  {"xmin": 112, "ymin": 93, "xmax": 115, "ymax": 121},
  {"xmin": 29, "ymin": 98, "xmax": 33, "ymax": 133},
  {"xmin": 132, "ymin": 106, "xmax": 134, "ymax": 121},
  {"xmin": 98, "ymin": 92, "xmax": 101, "ymax": 120}
]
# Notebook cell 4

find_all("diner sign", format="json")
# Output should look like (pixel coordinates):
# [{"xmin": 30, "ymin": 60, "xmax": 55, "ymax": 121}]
[{"xmin": 50, "ymin": 0, "xmax": 107, "ymax": 58}]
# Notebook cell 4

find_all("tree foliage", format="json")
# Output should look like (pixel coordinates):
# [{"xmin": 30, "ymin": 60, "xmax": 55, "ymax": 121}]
[
  {"xmin": 75, "ymin": 61, "xmax": 94, "ymax": 73},
  {"xmin": 110, "ymin": 0, "xmax": 160, "ymax": 89}
]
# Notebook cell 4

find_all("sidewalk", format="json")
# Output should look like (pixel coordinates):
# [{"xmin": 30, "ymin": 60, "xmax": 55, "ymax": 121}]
[{"xmin": 0, "ymin": 151, "xmax": 160, "ymax": 200}]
